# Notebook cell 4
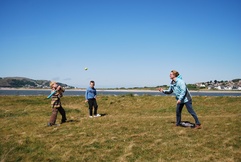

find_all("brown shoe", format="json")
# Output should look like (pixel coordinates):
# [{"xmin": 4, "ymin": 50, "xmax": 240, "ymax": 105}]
[{"xmin": 194, "ymin": 124, "xmax": 202, "ymax": 129}]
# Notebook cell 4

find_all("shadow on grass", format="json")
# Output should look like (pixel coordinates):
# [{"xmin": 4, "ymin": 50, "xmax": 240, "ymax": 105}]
[
  {"xmin": 170, "ymin": 121, "xmax": 196, "ymax": 128},
  {"xmin": 66, "ymin": 119, "xmax": 80, "ymax": 123},
  {"xmin": 100, "ymin": 113, "xmax": 107, "ymax": 117}
]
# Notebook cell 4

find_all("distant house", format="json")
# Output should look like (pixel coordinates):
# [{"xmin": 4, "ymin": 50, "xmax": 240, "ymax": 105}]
[
  {"xmin": 208, "ymin": 86, "xmax": 214, "ymax": 90},
  {"xmin": 200, "ymin": 84, "xmax": 206, "ymax": 88},
  {"xmin": 224, "ymin": 86, "xmax": 232, "ymax": 90},
  {"xmin": 196, "ymin": 83, "xmax": 206, "ymax": 88},
  {"xmin": 215, "ymin": 86, "xmax": 222, "ymax": 90}
]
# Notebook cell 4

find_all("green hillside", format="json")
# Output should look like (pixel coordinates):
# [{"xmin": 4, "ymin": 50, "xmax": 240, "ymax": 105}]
[{"xmin": 0, "ymin": 77, "xmax": 73, "ymax": 88}]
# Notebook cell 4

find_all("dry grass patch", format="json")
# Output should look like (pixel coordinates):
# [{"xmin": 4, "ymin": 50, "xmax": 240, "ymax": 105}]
[{"xmin": 0, "ymin": 95, "xmax": 240, "ymax": 161}]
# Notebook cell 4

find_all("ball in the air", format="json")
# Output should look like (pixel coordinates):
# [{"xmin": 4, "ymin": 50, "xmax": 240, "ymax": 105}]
[{"xmin": 84, "ymin": 67, "xmax": 88, "ymax": 70}]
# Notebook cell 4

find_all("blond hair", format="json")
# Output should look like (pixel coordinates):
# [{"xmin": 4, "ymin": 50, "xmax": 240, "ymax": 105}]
[
  {"xmin": 50, "ymin": 81, "xmax": 56, "ymax": 88},
  {"xmin": 171, "ymin": 70, "xmax": 179, "ymax": 77}
]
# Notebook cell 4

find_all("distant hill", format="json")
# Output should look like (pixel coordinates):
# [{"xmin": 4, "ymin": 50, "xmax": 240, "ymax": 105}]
[{"xmin": 0, "ymin": 77, "xmax": 74, "ymax": 88}]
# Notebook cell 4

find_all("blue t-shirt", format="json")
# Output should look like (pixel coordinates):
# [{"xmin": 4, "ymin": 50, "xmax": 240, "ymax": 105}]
[{"xmin": 85, "ymin": 87, "xmax": 97, "ymax": 100}]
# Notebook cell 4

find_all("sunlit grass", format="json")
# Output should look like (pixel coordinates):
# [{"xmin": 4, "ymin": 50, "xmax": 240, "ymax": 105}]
[{"xmin": 0, "ymin": 95, "xmax": 240, "ymax": 161}]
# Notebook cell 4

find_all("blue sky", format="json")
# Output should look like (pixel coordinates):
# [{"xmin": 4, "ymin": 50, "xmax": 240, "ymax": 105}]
[{"xmin": 1, "ymin": 0, "xmax": 241, "ymax": 88}]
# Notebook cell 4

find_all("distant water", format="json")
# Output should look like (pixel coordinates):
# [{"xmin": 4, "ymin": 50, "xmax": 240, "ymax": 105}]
[{"xmin": 0, "ymin": 89, "xmax": 241, "ymax": 97}]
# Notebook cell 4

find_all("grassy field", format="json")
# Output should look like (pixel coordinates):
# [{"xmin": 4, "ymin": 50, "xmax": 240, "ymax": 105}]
[{"xmin": 0, "ymin": 95, "xmax": 240, "ymax": 162}]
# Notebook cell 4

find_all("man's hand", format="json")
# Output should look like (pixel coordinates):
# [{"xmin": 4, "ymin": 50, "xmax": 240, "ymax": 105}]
[
  {"xmin": 177, "ymin": 100, "xmax": 181, "ymax": 104},
  {"xmin": 85, "ymin": 100, "xmax": 88, "ymax": 103},
  {"xmin": 158, "ymin": 88, "xmax": 164, "ymax": 92}
]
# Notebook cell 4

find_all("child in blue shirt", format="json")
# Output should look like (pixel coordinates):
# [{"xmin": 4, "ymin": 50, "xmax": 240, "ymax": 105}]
[{"xmin": 85, "ymin": 81, "xmax": 101, "ymax": 118}]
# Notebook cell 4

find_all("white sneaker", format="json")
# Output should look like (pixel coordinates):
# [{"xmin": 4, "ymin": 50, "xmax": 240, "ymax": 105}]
[
  {"xmin": 94, "ymin": 114, "xmax": 101, "ymax": 117},
  {"xmin": 89, "ymin": 116, "xmax": 93, "ymax": 118}
]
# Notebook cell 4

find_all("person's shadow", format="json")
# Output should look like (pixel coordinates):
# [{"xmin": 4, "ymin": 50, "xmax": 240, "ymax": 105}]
[
  {"xmin": 66, "ymin": 119, "xmax": 78, "ymax": 123},
  {"xmin": 180, "ymin": 121, "xmax": 195, "ymax": 128},
  {"xmin": 170, "ymin": 121, "xmax": 195, "ymax": 128}
]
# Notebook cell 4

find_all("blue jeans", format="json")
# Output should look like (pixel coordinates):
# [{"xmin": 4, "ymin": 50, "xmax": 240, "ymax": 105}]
[{"xmin": 176, "ymin": 100, "xmax": 201, "ymax": 125}]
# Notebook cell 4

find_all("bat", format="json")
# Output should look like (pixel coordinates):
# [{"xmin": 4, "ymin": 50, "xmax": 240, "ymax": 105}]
[{"xmin": 47, "ymin": 90, "xmax": 56, "ymax": 99}]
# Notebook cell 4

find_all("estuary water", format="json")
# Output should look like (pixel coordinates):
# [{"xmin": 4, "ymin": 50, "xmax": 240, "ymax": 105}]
[{"xmin": 0, "ymin": 89, "xmax": 241, "ymax": 97}]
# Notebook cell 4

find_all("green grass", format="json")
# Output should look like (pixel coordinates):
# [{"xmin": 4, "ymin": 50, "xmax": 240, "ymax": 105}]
[{"xmin": 0, "ymin": 95, "xmax": 241, "ymax": 162}]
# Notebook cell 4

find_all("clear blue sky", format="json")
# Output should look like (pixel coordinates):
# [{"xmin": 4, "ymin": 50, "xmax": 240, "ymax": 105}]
[{"xmin": 1, "ymin": 0, "xmax": 241, "ymax": 88}]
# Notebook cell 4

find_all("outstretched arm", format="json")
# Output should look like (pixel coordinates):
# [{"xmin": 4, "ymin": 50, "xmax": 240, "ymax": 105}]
[{"xmin": 159, "ymin": 86, "xmax": 173, "ymax": 94}]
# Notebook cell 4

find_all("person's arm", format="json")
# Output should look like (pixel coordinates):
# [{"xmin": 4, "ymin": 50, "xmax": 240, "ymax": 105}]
[
  {"xmin": 60, "ymin": 86, "xmax": 65, "ymax": 93},
  {"xmin": 94, "ymin": 89, "xmax": 97, "ymax": 98},
  {"xmin": 162, "ymin": 86, "xmax": 173, "ymax": 94},
  {"xmin": 57, "ymin": 86, "xmax": 65, "ymax": 97}
]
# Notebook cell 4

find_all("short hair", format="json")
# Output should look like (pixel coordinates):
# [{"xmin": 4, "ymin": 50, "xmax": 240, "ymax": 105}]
[
  {"xmin": 90, "ymin": 80, "xmax": 95, "ymax": 84},
  {"xmin": 50, "ymin": 81, "xmax": 56, "ymax": 88},
  {"xmin": 171, "ymin": 70, "xmax": 179, "ymax": 77}
]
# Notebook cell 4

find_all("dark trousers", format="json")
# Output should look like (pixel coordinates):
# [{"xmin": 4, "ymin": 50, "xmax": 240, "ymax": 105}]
[
  {"xmin": 176, "ymin": 100, "xmax": 201, "ymax": 125},
  {"xmin": 49, "ymin": 106, "xmax": 67, "ymax": 124},
  {"xmin": 88, "ymin": 98, "xmax": 98, "ymax": 116}
]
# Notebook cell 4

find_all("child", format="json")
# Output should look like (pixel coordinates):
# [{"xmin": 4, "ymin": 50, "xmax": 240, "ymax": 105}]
[
  {"xmin": 85, "ymin": 80, "xmax": 101, "ymax": 118},
  {"xmin": 48, "ymin": 81, "xmax": 67, "ymax": 126}
]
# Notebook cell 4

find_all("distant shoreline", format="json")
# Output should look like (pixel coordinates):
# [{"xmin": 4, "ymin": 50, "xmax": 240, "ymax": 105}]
[
  {"xmin": 1, "ymin": 88, "xmax": 241, "ymax": 93},
  {"xmin": 99, "ymin": 89, "xmax": 241, "ymax": 93}
]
